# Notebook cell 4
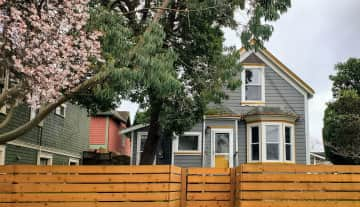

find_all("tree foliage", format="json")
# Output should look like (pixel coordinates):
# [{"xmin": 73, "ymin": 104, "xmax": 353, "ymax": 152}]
[
  {"xmin": 323, "ymin": 90, "xmax": 360, "ymax": 164},
  {"xmin": 81, "ymin": 0, "xmax": 292, "ymax": 164},
  {"xmin": 330, "ymin": 58, "xmax": 360, "ymax": 98}
]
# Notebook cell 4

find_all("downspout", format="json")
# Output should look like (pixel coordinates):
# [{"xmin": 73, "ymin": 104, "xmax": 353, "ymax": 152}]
[
  {"xmin": 130, "ymin": 131, "xmax": 134, "ymax": 165},
  {"xmin": 234, "ymin": 119, "xmax": 238, "ymax": 166},
  {"xmin": 202, "ymin": 115, "xmax": 206, "ymax": 167}
]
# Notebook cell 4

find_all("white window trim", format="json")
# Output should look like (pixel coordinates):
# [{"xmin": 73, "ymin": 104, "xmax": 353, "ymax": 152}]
[
  {"xmin": 284, "ymin": 123, "xmax": 296, "ymax": 163},
  {"xmin": 241, "ymin": 66, "xmax": 265, "ymax": 105},
  {"xmin": 69, "ymin": 158, "xmax": 80, "ymax": 165},
  {"xmin": 0, "ymin": 145, "xmax": 5, "ymax": 165},
  {"xmin": 136, "ymin": 132, "xmax": 156, "ymax": 165},
  {"xmin": 175, "ymin": 132, "xmax": 202, "ymax": 154},
  {"xmin": 262, "ymin": 123, "xmax": 283, "ymax": 162},
  {"xmin": 55, "ymin": 104, "xmax": 66, "ymax": 118},
  {"xmin": 247, "ymin": 123, "xmax": 261, "ymax": 163},
  {"xmin": 210, "ymin": 128, "xmax": 234, "ymax": 168},
  {"xmin": 37, "ymin": 151, "xmax": 53, "ymax": 166},
  {"xmin": 247, "ymin": 122, "xmax": 295, "ymax": 163}
]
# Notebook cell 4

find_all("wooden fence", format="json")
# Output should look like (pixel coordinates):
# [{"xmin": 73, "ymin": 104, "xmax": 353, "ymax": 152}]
[
  {"xmin": 0, "ymin": 165, "xmax": 181, "ymax": 207},
  {"xmin": 1, "ymin": 164, "xmax": 360, "ymax": 207},
  {"xmin": 237, "ymin": 164, "xmax": 360, "ymax": 207}
]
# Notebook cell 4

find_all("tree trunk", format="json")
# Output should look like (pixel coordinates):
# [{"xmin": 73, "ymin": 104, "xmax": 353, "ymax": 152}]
[{"xmin": 140, "ymin": 99, "xmax": 163, "ymax": 165}]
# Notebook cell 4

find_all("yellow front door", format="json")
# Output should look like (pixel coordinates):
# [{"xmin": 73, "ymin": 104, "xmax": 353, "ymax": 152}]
[
  {"xmin": 214, "ymin": 132, "xmax": 231, "ymax": 168},
  {"xmin": 215, "ymin": 155, "xmax": 229, "ymax": 168}
]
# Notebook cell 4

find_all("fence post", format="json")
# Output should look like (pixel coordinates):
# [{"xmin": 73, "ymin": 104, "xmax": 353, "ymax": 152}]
[
  {"xmin": 180, "ymin": 168, "xmax": 187, "ymax": 207},
  {"xmin": 230, "ymin": 167, "xmax": 236, "ymax": 207}
]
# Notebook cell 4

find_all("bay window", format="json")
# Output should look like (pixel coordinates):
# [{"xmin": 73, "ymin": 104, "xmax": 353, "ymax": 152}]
[{"xmin": 247, "ymin": 122, "xmax": 295, "ymax": 163}]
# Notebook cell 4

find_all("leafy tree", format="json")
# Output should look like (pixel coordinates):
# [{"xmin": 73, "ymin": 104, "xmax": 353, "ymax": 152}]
[
  {"xmin": 83, "ymin": 0, "xmax": 292, "ymax": 164},
  {"xmin": 330, "ymin": 58, "xmax": 360, "ymax": 97},
  {"xmin": 323, "ymin": 90, "xmax": 360, "ymax": 164}
]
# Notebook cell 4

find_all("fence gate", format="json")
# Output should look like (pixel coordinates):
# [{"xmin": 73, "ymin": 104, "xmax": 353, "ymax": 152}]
[{"xmin": 183, "ymin": 168, "xmax": 235, "ymax": 207}]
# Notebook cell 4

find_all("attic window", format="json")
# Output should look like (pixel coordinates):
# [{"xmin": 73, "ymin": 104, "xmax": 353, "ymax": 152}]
[
  {"xmin": 241, "ymin": 67, "xmax": 265, "ymax": 104},
  {"xmin": 55, "ymin": 104, "xmax": 66, "ymax": 117}
]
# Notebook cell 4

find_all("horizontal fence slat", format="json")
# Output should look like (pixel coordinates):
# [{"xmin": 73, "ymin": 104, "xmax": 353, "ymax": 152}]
[
  {"xmin": 239, "ymin": 173, "xmax": 360, "ymax": 182},
  {"xmin": 239, "ymin": 182, "xmax": 360, "ymax": 191},
  {"xmin": 0, "ymin": 192, "xmax": 180, "ymax": 202},
  {"xmin": 0, "ymin": 174, "xmax": 178, "ymax": 183},
  {"xmin": 0, "ymin": 183, "xmax": 181, "ymax": 193},
  {"xmin": 0, "ymin": 165, "xmax": 173, "ymax": 174},
  {"xmin": 0, "ymin": 202, "xmax": 173, "ymax": 207},
  {"xmin": 186, "ymin": 201, "xmax": 231, "ymax": 207},
  {"xmin": 240, "ymin": 191, "xmax": 360, "ymax": 200},
  {"xmin": 187, "ymin": 168, "xmax": 231, "ymax": 175},
  {"xmin": 188, "ymin": 175, "xmax": 230, "ymax": 183},
  {"xmin": 188, "ymin": 184, "xmax": 231, "ymax": 192},
  {"xmin": 238, "ymin": 201, "xmax": 360, "ymax": 207},
  {"xmin": 239, "ymin": 164, "xmax": 360, "ymax": 174},
  {"xmin": 187, "ymin": 192, "xmax": 230, "ymax": 201}
]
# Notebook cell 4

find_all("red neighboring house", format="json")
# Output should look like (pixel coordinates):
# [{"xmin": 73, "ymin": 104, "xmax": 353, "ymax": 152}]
[{"xmin": 89, "ymin": 111, "xmax": 131, "ymax": 156}]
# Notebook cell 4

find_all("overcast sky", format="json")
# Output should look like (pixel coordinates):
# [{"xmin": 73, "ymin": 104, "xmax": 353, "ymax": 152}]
[{"xmin": 119, "ymin": 0, "xmax": 360, "ymax": 152}]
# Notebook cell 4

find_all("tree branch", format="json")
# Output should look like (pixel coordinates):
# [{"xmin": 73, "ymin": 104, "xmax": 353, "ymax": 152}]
[
  {"xmin": 0, "ymin": 106, "xmax": 14, "ymax": 129},
  {"xmin": 0, "ymin": 0, "xmax": 171, "ymax": 144}
]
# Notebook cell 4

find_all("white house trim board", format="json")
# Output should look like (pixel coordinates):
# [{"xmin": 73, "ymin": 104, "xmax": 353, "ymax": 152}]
[
  {"xmin": 8, "ymin": 140, "xmax": 81, "ymax": 159},
  {"xmin": 305, "ymin": 94, "xmax": 310, "ymax": 164},
  {"xmin": 68, "ymin": 158, "xmax": 80, "ymax": 165},
  {"xmin": 210, "ymin": 128, "xmax": 234, "ymax": 168},
  {"xmin": 37, "ymin": 151, "xmax": 53, "ymax": 165},
  {"xmin": 0, "ymin": 145, "xmax": 5, "ymax": 165},
  {"xmin": 130, "ymin": 131, "xmax": 134, "ymax": 165}
]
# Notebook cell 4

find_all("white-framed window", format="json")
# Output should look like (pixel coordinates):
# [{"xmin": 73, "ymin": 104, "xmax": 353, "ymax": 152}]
[
  {"xmin": 284, "ymin": 124, "xmax": 294, "ymax": 162},
  {"xmin": 55, "ymin": 104, "xmax": 66, "ymax": 117},
  {"xmin": 175, "ymin": 132, "xmax": 201, "ymax": 153},
  {"xmin": 249, "ymin": 126, "xmax": 260, "ymax": 161},
  {"xmin": 37, "ymin": 152, "xmax": 53, "ymax": 166},
  {"xmin": 69, "ymin": 158, "xmax": 80, "ymax": 165},
  {"xmin": 0, "ymin": 145, "xmax": 5, "ymax": 165},
  {"xmin": 241, "ymin": 66, "xmax": 265, "ymax": 104},
  {"xmin": 247, "ymin": 122, "xmax": 295, "ymax": 163},
  {"xmin": 136, "ymin": 132, "xmax": 156, "ymax": 165}
]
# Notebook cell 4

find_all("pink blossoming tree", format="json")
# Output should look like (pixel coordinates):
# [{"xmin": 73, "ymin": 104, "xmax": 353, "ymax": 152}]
[{"xmin": 0, "ymin": 0, "xmax": 102, "ymax": 143}]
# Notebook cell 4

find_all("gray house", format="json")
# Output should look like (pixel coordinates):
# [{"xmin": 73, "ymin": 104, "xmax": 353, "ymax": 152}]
[
  {"xmin": 127, "ymin": 47, "xmax": 315, "ymax": 167},
  {"xmin": 0, "ymin": 103, "xmax": 89, "ymax": 165}
]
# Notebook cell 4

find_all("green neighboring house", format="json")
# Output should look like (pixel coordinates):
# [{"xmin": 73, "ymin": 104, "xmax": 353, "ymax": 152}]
[{"xmin": 0, "ymin": 103, "xmax": 89, "ymax": 165}]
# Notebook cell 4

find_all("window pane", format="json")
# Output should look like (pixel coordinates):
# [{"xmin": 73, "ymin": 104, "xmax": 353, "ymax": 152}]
[
  {"xmin": 266, "ymin": 125, "xmax": 280, "ymax": 143},
  {"xmin": 215, "ymin": 133, "xmax": 229, "ymax": 153},
  {"xmin": 266, "ymin": 144, "xmax": 279, "ymax": 160},
  {"xmin": 286, "ymin": 144, "xmax": 291, "ymax": 161},
  {"xmin": 251, "ymin": 144, "xmax": 259, "ymax": 160},
  {"xmin": 245, "ymin": 69, "xmax": 261, "ymax": 85},
  {"xmin": 179, "ymin": 135, "xmax": 199, "ymax": 151},
  {"xmin": 40, "ymin": 158, "xmax": 49, "ymax": 166},
  {"xmin": 140, "ymin": 135, "xmax": 147, "ymax": 152},
  {"xmin": 251, "ymin": 127, "xmax": 259, "ymax": 143},
  {"xmin": 285, "ymin": 127, "xmax": 291, "ymax": 143},
  {"xmin": 245, "ymin": 85, "xmax": 262, "ymax": 100}
]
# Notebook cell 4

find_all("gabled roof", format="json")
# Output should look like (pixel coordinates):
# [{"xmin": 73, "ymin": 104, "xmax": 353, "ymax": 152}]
[
  {"xmin": 240, "ymin": 47, "xmax": 315, "ymax": 96},
  {"xmin": 119, "ymin": 124, "xmax": 149, "ymax": 134},
  {"xmin": 94, "ymin": 110, "xmax": 130, "ymax": 124}
]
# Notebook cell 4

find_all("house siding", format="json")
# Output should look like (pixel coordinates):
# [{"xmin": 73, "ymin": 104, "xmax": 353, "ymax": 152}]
[
  {"xmin": 5, "ymin": 144, "xmax": 37, "ymax": 164},
  {"xmin": 221, "ymin": 62, "xmax": 307, "ymax": 164},
  {"xmin": 1, "ymin": 103, "xmax": 89, "ymax": 165},
  {"xmin": 89, "ymin": 117, "xmax": 106, "ymax": 145}
]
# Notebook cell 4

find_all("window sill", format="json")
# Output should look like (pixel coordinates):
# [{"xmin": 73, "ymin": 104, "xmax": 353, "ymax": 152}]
[
  {"xmin": 240, "ymin": 101, "xmax": 265, "ymax": 106},
  {"xmin": 175, "ymin": 151, "xmax": 201, "ymax": 155}
]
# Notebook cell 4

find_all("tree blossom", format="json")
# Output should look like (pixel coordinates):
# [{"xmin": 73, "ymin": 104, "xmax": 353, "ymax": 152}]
[{"xmin": 0, "ymin": 0, "xmax": 102, "ymax": 107}]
